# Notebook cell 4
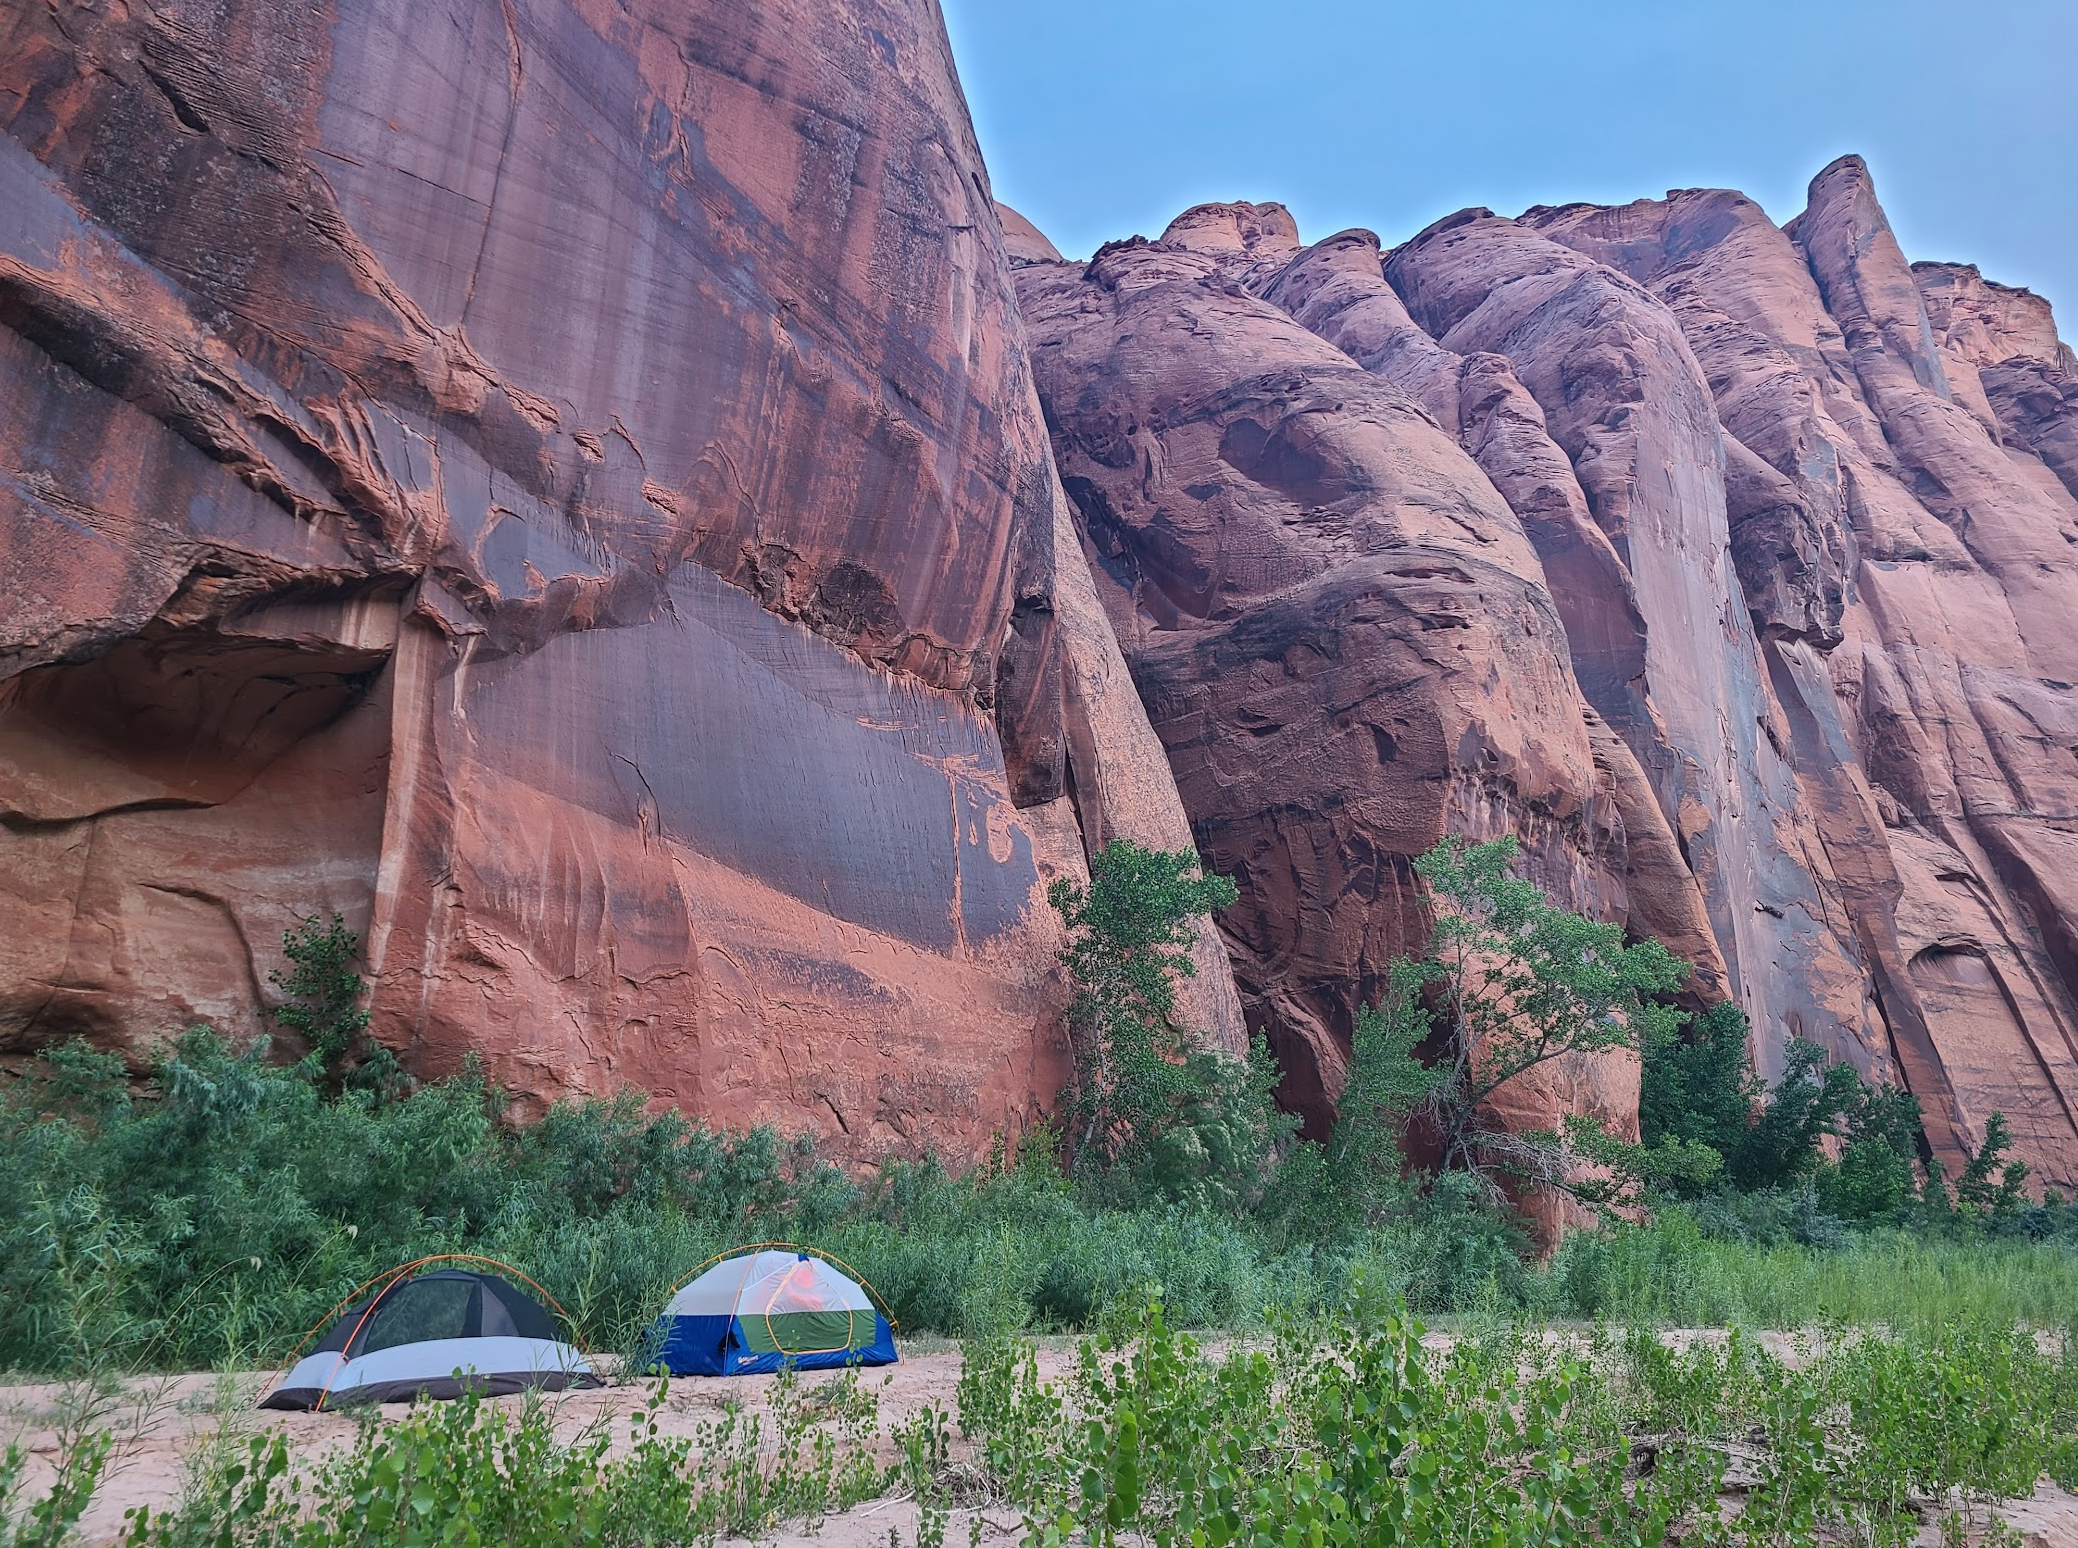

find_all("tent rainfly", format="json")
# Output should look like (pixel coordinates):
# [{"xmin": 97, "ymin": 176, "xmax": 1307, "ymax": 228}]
[
  {"xmin": 646, "ymin": 1247, "xmax": 896, "ymax": 1376},
  {"xmin": 261, "ymin": 1265, "xmax": 599, "ymax": 1411}
]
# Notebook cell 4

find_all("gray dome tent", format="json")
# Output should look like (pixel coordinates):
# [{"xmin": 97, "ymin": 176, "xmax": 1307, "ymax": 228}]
[{"xmin": 262, "ymin": 1260, "xmax": 599, "ymax": 1411}]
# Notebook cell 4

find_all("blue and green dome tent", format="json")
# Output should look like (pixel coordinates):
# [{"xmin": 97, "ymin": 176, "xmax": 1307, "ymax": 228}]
[{"xmin": 646, "ymin": 1245, "xmax": 897, "ymax": 1376}]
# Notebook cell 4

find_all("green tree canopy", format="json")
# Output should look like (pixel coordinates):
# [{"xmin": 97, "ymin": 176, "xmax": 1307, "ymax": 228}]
[
  {"xmin": 1411, "ymin": 836, "xmax": 1687, "ymax": 1188},
  {"xmin": 270, "ymin": 913, "xmax": 373, "ymax": 1076},
  {"xmin": 1048, "ymin": 841, "xmax": 1272, "ymax": 1209}
]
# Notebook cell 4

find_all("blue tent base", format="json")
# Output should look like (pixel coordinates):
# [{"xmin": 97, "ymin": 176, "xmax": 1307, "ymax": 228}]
[{"xmin": 646, "ymin": 1312, "xmax": 897, "ymax": 1377}]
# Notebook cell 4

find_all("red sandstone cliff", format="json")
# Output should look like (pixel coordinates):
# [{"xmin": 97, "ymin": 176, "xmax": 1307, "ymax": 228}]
[
  {"xmin": 0, "ymin": 0, "xmax": 1240, "ymax": 1159},
  {"xmin": 1011, "ymin": 217, "xmax": 1645, "ymax": 1166},
  {"xmin": 1012, "ymin": 167, "xmax": 2078, "ymax": 1190},
  {"xmin": 4, "ymin": 0, "xmax": 2075, "ymax": 1194},
  {"xmin": 1517, "ymin": 165, "xmax": 2078, "ymax": 1184}
]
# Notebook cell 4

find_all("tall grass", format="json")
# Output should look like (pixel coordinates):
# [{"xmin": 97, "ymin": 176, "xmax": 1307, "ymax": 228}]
[{"xmin": 1540, "ymin": 1215, "xmax": 2078, "ymax": 1329}]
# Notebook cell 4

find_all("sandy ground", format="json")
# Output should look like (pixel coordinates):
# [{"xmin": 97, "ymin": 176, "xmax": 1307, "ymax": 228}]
[
  {"xmin": 4, "ymin": 1334, "xmax": 2073, "ymax": 1546},
  {"xmin": 0, "ymin": 1342, "xmax": 1052, "ymax": 1544}
]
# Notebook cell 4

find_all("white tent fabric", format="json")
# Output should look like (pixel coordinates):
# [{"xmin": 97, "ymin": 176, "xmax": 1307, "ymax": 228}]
[
  {"xmin": 276, "ymin": 1336, "xmax": 592, "ymax": 1400},
  {"xmin": 665, "ymin": 1251, "xmax": 875, "ymax": 1317}
]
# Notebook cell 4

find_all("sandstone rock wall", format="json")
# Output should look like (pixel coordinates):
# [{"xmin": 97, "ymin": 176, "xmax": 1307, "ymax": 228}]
[
  {"xmin": 1519, "ymin": 160, "xmax": 2078, "ymax": 1184},
  {"xmin": 0, "ymin": 0, "xmax": 1239, "ymax": 1157},
  {"xmin": 6, "ymin": 0, "xmax": 2074, "ymax": 1193},
  {"xmin": 1013, "ymin": 164, "xmax": 2078, "ymax": 1188},
  {"xmin": 1011, "ymin": 219, "xmax": 1645, "ymax": 1161}
]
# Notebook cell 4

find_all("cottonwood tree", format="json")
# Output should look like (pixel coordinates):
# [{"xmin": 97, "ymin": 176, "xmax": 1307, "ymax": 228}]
[
  {"xmin": 1048, "ymin": 841, "xmax": 1275, "ymax": 1209},
  {"xmin": 1411, "ymin": 836, "xmax": 1688, "ymax": 1192}
]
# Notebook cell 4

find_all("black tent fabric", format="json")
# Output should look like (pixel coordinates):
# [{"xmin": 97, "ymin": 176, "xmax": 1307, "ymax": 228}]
[{"xmin": 308, "ymin": 1271, "xmax": 562, "ymax": 1353}]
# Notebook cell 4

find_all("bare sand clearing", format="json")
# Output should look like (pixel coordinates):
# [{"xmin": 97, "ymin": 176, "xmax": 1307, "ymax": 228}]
[{"xmin": 4, "ymin": 1337, "xmax": 2074, "ymax": 1546}]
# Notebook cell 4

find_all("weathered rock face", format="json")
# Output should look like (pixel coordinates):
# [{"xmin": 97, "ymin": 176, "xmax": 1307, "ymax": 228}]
[
  {"xmin": 996, "ymin": 203, "xmax": 1064, "ymax": 267},
  {"xmin": 1011, "ymin": 228, "xmax": 1647, "ymax": 1163},
  {"xmin": 1515, "ymin": 161, "xmax": 2078, "ymax": 1184},
  {"xmin": 6, "ymin": 0, "xmax": 2075, "ymax": 1197},
  {"xmin": 1378, "ymin": 207, "xmax": 1881, "ymax": 1093},
  {"xmin": 1256, "ymin": 229, "xmax": 1726, "ymax": 998},
  {"xmin": 1013, "ymin": 161, "xmax": 2078, "ymax": 1189},
  {"xmin": 0, "ymin": 0, "xmax": 1240, "ymax": 1154},
  {"xmin": 1917, "ymin": 261, "xmax": 2078, "ymax": 517}
]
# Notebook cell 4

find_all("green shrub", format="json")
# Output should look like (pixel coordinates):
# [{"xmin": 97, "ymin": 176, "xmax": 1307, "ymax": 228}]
[
  {"xmin": 1537, "ymin": 1209, "xmax": 2078, "ymax": 1329},
  {"xmin": 1, "ymin": 1296, "xmax": 2060, "ymax": 1548},
  {"xmin": 1730, "ymin": 1038, "xmax": 1864, "ymax": 1190},
  {"xmin": 10, "ymin": 1021, "xmax": 2078, "ymax": 1376},
  {"xmin": 1819, "ymin": 1136, "xmax": 1918, "ymax": 1224},
  {"xmin": 269, "ymin": 915, "xmax": 374, "ymax": 1079},
  {"xmin": 0, "ymin": 1429, "xmax": 110, "ymax": 1548},
  {"xmin": 119, "ymin": 1367, "xmax": 925, "ymax": 1548},
  {"xmin": 0, "ymin": 1032, "xmax": 845, "ymax": 1369},
  {"xmin": 1953, "ymin": 1112, "xmax": 2032, "ymax": 1217},
  {"xmin": 1640, "ymin": 1000, "xmax": 1761, "ymax": 1173},
  {"xmin": 1259, "ymin": 964, "xmax": 1433, "ymax": 1248}
]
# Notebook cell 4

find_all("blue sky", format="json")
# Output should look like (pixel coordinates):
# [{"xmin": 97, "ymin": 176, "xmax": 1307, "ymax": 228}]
[{"xmin": 941, "ymin": 0, "xmax": 2078, "ymax": 320}]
